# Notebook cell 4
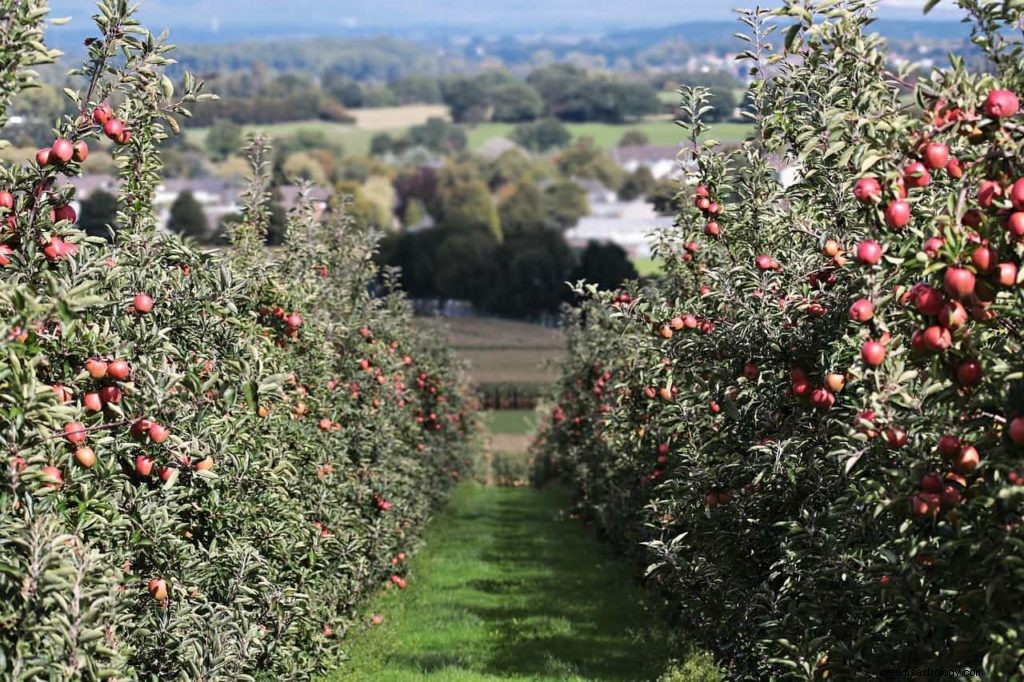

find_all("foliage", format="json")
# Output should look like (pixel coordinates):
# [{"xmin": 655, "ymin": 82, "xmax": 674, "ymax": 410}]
[
  {"xmin": 0, "ymin": 3, "xmax": 474, "ymax": 679},
  {"xmin": 205, "ymin": 118, "xmax": 243, "ymax": 160},
  {"xmin": 511, "ymin": 118, "xmax": 572, "ymax": 152},
  {"xmin": 535, "ymin": 1, "xmax": 1024, "ymax": 679},
  {"xmin": 572, "ymin": 240, "xmax": 638, "ymax": 290},
  {"xmin": 77, "ymin": 189, "xmax": 119, "ymax": 241}
]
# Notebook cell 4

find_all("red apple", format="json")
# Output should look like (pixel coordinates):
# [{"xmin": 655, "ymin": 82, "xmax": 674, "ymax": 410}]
[
  {"xmin": 921, "ymin": 472, "xmax": 943, "ymax": 494},
  {"xmin": 704, "ymin": 221, "xmax": 721, "ymax": 237},
  {"xmin": 884, "ymin": 426, "xmax": 907, "ymax": 449},
  {"xmin": 848, "ymin": 298, "xmax": 874, "ymax": 323},
  {"xmin": 103, "ymin": 119, "xmax": 125, "ymax": 140},
  {"xmin": 861, "ymin": 341, "xmax": 886, "ymax": 367},
  {"xmin": 996, "ymin": 262, "xmax": 1018, "ymax": 287},
  {"xmin": 971, "ymin": 245, "xmax": 998, "ymax": 274},
  {"xmin": 42, "ymin": 465, "xmax": 63, "ymax": 490},
  {"xmin": 85, "ymin": 358, "xmax": 108, "ymax": 380},
  {"xmin": 938, "ymin": 302, "xmax": 968, "ymax": 330},
  {"xmin": 73, "ymin": 140, "xmax": 88, "ymax": 162},
  {"xmin": 955, "ymin": 359, "xmax": 983, "ymax": 388},
  {"xmin": 133, "ymin": 293, "xmax": 154, "ymax": 314},
  {"xmin": 884, "ymin": 200, "xmax": 911, "ymax": 228},
  {"xmin": 106, "ymin": 360, "xmax": 130, "ymax": 382},
  {"xmin": 63, "ymin": 421, "xmax": 87, "ymax": 445},
  {"xmin": 35, "ymin": 148, "xmax": 52, "ymax": 167},
  {"xmin": 922, "ymin": 143, "xmax": 949, "ymax": 170},
  {"xmin": 50, "ymin": 139, "xmax": 74, "ymax": 164},
  {"xmin": 135, "ymin": 454, "xmax": 154, "ymax": 477},
  {"xmin": 978, "ymin": 179, "xmax": 1003, "ymax": 209},
  {"xmin": 99, "ymin": 385, "xmax": 122, "ymax": 404},
  {"xmin": 1009, "ymin": 417, "xmax": 1024, "ymax": 446},
  {"xmin": 82, "ymin": 392, "xmax": 103, "ymax": 413},
  {"xmin": 148, "ymin": 423, "xmax": 169, "ymax": 444},
  {"xmin": 922, "ymin": 325, "xmax": 952, "ymax": 351},
  {"xmin": 911, "ymin": 284, "xmax": 945, "ymax": 317},
  {"xmin": 92, "ymin": 104, "xmax": 113, "ymax": 124},
  {"xmin": 74, "ymin": 447, "xmax": 96, "ymax": 468},
  {"xmin": 0, "ymin": 191, "xmax": 12, "ymax": 209},
  {"xmin": 938, "ymin": 435, "xmax": 961, "ymax": 459},
  {"xmin": 54, "ymin": 204, "xmax": 76, "ymax": 224},
  {"xmin": 856, "ymin": 240, "xmax": 882, "ymax": 265},
  {"xmin": 946, "ymin": 158, "xmax": 963, "ymax": 179},
  {"xmin": 952, "ymin": 444, "xmax": 980, "ymax": 474},
  {"xmin": 1011, "ymin": 177, "xmax": 1024, "ymax": 211},
  {"xmin": 903, "ymin": 161, "xmax": 931, "ymax": 188},
  {"xmin": 984, "ymin": 89, "xmax": 1020, "ymax": 118},
  {"xmin": 944, "ymin": 267, "xmax": 976, "ymax": 300},
  {"xmin": 148, "ymin": 578, "xmax": 168, "ymax": 601},
  {"xmin": 853, "ymin": 177, "xmax": 882, "ymax": 204},
  {"xmin": 912, "ymin": 493, "xmax": 940, "ymax": 517}
]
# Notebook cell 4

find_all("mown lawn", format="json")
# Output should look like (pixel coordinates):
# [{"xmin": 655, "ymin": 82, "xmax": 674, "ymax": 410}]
[
  {"xmin": 328, "ymin": 483, "xmax": 722, "ymax": 681},
  {"xmin": 481, "ymin": 409, "xmax": 538, "ymax": 436},
  {"xmin": 186, "ymin": 110, "xmax": 752, "ymax": 158}
]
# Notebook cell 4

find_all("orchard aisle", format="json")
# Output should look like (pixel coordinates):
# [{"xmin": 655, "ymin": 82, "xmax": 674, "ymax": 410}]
[{"xmin": 329, "ymin": 482, "xmax": 717, "ymax": 681}]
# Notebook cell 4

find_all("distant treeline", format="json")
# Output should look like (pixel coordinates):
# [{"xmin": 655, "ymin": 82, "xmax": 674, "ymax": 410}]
[{"xmin": 184, "ymin": 64, "xmax": 741, "ymax": 128}]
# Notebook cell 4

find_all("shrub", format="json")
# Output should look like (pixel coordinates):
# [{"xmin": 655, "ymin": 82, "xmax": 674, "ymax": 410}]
[
  {"xmin": 0, "ymin": 3, "xmax": 474, "ymax": 679},
  {"xmin": 535, "ymin": 2, "xmax": 1024, "ymax": 678}
]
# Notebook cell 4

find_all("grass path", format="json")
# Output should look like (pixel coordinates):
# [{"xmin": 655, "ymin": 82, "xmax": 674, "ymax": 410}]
[{"xmin": 329, "ymin": 483, "xmax": 718, "ymax": 681}]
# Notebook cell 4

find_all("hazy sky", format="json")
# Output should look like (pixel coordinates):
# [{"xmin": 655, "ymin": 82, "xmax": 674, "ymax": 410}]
[{"xmin": 48, "ymin": 0, "xmax": 962, "ymax": 34}]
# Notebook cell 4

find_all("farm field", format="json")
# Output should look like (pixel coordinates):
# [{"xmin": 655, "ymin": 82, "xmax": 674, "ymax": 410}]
[
  {"xmin": 331, "ymin": 483, "xmax": 720, "ymax": 681},
  {"xmin": 186, "ymin": 110, "xmax": 752, "ymax": 156},
  {"xmin": 632, "ymin": 256, "xmax": 665, "ymax": 276},
  {"xmin": 426, "ymin": 317, "xmax": 565, "ymax": 387}
]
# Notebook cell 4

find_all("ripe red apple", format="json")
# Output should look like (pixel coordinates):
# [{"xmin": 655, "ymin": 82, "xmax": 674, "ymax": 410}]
[
  {"xmin": 946, "ymin": 158, "xmax": 963, "ymax": 179},
  {"xmin": 742, "ymin": 362, "xmax": 759, "ymax": 380},
  {"xmin": 106, "ymin": 360, "xmax": 130, "ymax": 381},
  {"xmin": 285, "ymin": 312, "xmax": 303, "ymax": 329},
  {"xmin": 810, "ymin": 386, "xmax": 835, "ymax": 411},
  {"xmin": 884, "ymin": 426, "xmax": 907, "ymax": 449},
  {"xmin": 103, "ymin": 119, "xmax": 125, "ymax": 140},
  {"xmin": 825, "ymin": 373, "xmax": 845, "ymax": 393},
  {"xmin": 861, "ymin": 341, "xmax": 886, "ymax": 367},
  {"xmin": 921, "ymin": 472, "xmax": 943, "ymax": 494},
  {"xmin": 133, "ymin": 293, "xmax": 154, "ymax": 314},
  {"xmin": 0, "ymin": 191, "xmax": 12, "ymax": 209},
  {"xmin": 82, "ymin": 392, "xmax": 103, "ymax": 412},
  {"xmin": 704, "ymin": 221, "xmax": 721, "ymax": 237},
  {"xmin": 853, "ymin": 177, "xmax": 882, "ymax": 204},
  {"xmin": 135, "ymin": 454, "xmax": 154, "ymax": 477},
  {"xmin": 903, "ymin": 161, "xmax": 931, "ymax": 188},
  {"xmin": 955, "ymin": 359, "xmax": 983, "ymax": 388},
  {"xmin": 99, "ymin": 385, "xmax": 122, "ymax": 404},
  {"xmin": 1011, "ymin": 177, "xmax": 1024, "ymax": 211},
  {"xmin": 943, "ymin": 267, "xmax": 976, "ymax": 300},
  {"xmin": 938, "ymin": 302, "xmax": 968, "ymax": 330},
  {"xmin": 996, "ymin": 262, "xmax": 1018, "ymax": 287},
  {"xmin": 72, "ymin": 140, "xmax": 88, "ymax": 162},
  {"xmin": 971, "ymin": 245, "xmax": 998, "ymax": 274},
  {"xmin": 50, "ymin": 138, "xmax": 74, "ymax": 164},
  {"xmin": 93, "ymin": 104, "xmax": 113, "ymax": 124},
  {"xmin": 978, "ymin": 179, "xmax": 1003, "ymax": 208},
  {"xmin": 35, "ymin": 148, "xmax": 52, "ymax": 167},
  {"xmin": 74, "ymin": 446, "xmax": 96, "ymax": 469},
  {"xmin": 148, "ymin": 578, "xmax": 168, "ymax": 601},
  {"xmin": 42, "ymin": 465, "xmax": 63, "ymax": 490},
  {"xmin": 923, "ymin": 236, "xmax": 944, "ymax": 258},
  {"xmin": 755, "ymin": 255, "xmax": 776, "ymax": 271},
  {"xmin": 130, "ymin": 419, "xmax": 152, "ymax": 440},
  {"xmin": 952, "ymin": 444, "xmax": 980, "ymax": 474},
  {"xmin": 64, "ymin": 421, "xmax": 87, "ymax": 445},
  {"xmin": 195, "ymin": 456, "xmax": 215, "ymax": 471},
  {"xmin": 856, "ymin": 240, "xmax": 882, "ymax": 265},
  {"xmin": 912, "ymin": 493, "xmax": 940, "ymax": 517},
  {"xmin": 1009, "ymin": 417, "xmax": 1024, "ymax": 446},
  {"xmin": 42, "ymin": 236, "xmax": 65, "ymax": 261},
  {"xmin": 938, "ymin": 435, "xmax": 961, "ymax": 459},
  {"xmin": 884, "ymin": 200, "xmax": 911, "ymax": 228},
  {"xmin": 922, "ymin": 143, "xmax": 949, "ymax": 170},
  {"xmin": 54, "ymin": 205, "xmax": 76, "ymax": 224},
  {"xmin": 940, "ymin": 484, "xmax": 962, "ymax": 508},
  {"xmin": 848, "ymin": 298, "xmax": 874, "ymax": 323},
  {"xmin": 371, "ymin": 613, "xmax": 384, "ymax": 625},
  {"xmin": 911, "ymin": 284, "xmax": 945, "ymax": 317},
  {"xmin": 85, "ymin": 358, "xmax": 108, "ymax": 380},
  {"xmin": 984, "ymin": 89, "xmax": 1020, "ymax": 118},
  {"xmin": 148, "ymin": 423, "xmax": 169, "ymax": 444}
]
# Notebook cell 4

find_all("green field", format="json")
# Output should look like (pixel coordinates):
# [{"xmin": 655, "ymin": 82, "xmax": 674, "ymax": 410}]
[
  {"xmin": 633, "ymin": 256, "xmax": 665, "ymax": 276},
  {"xmin": 186, "ymin": 120, "xmax": 380, "ymax": 156},
  {"xmin": 427, "ymin": 317, "xmax": 565, "ymax": 387},
  {"xmin": 330, "ymin": 483, "xmax": 720, "ymax": 681},
  {"xmin": 482, "ymin": 409, "xmax": 538, "ymax": 436}
]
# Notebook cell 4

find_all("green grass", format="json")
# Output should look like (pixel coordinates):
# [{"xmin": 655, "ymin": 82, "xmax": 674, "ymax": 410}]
[
  {"xmin": 481, "ymin": 410, "xmax": 538, "ymax": 436},
  {"xmin": 632, "ymin": 257, "xmax": 665, "ymax": 277},
  {"xmin": 186, "ymin": 121, "xmax": 381, "ymax": 156},
  {"xmin": 329, "ymin": 483, "xmax": 721, "ymax": 681}
]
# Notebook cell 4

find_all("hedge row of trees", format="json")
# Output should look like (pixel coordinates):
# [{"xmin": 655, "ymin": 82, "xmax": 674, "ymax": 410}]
[
  {"xmin": 536, "ymin": 1, "xmax": 1024, "ymax": 678},
  {"xmin": 0, "ymin": 3, "xmax": 474, "ymax": 679}
]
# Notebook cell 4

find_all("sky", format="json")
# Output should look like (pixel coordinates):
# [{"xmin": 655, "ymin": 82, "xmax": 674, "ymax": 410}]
[{"xmin": 48, "ymin": 0, "xmax": 963, "ymax": 35}]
